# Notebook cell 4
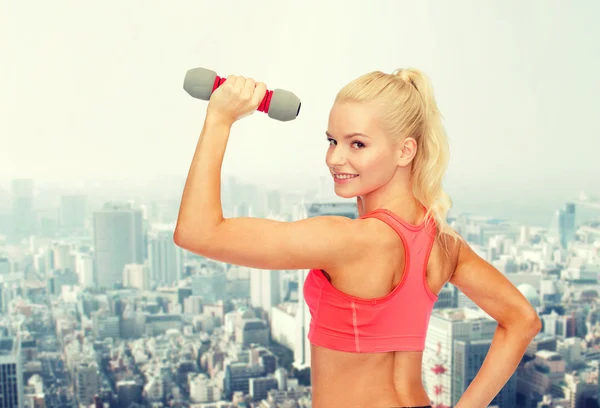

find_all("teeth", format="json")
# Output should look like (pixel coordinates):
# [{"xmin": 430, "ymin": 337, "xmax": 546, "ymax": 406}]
[{"xmin": 335, "ymin": 174, "xmax": 358, "ymax": 179}]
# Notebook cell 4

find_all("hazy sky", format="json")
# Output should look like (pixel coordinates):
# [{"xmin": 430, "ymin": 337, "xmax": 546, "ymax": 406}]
[{"xmin": 2, "ymin": 0, "xmax": 599, "ymax": 200}]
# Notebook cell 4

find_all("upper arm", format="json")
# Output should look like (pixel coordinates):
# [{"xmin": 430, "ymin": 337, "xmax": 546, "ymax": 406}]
[
  {"xmin": 173, "ymin": 216, "xmax": 373, "ymax": 272},
  {"xmin": 449, "ymin": 239, "xmax": 542, "ymax": 330}
]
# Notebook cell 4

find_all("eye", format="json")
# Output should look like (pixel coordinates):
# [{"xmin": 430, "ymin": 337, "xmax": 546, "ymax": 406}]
[{"xmin": 326, "ymin": 138, "xmax": 365, "ymax": 149}]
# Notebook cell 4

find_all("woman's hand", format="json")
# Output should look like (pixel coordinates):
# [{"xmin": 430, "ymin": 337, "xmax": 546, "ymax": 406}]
[{"xmin": 206, "ymin": 75, "xmax": 267, "ymax": 126}]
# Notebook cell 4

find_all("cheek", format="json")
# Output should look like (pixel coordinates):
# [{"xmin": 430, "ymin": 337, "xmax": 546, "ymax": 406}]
[{"xmin": 359, "ymin": 151, "xmax": 394, "ymax": 174}]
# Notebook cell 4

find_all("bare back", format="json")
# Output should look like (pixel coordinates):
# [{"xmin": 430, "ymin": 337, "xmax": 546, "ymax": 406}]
[{"xmin": 309, "ymin": 214, "xmax": 459, "ymax": 408}]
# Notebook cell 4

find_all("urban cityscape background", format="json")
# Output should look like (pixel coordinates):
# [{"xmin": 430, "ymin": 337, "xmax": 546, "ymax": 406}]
[
  {"xmin": 3, "ymin": 1, "xmax": 600, "ymax": 407},
  {"xmin": 0, "ymin": 176, "xmax": 599, "ymax": 408}
]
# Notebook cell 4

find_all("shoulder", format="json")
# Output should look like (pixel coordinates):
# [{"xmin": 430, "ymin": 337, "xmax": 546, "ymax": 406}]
[
  {"xmin": 321, "ymin": 215, "xmax": 400, "ymax": 261},
  {"xmin": 432, "ymin": 227, "xmax": 463, "ymax": 280},
  {"xmin": 321, "ymin": 215, "xmax": 401, "ymax": 279},
  {"xmin": 325, "ymin": 215, "xmax": 395, "ymax": 249},
  {"xmin": 355, "ymin": 216, "xmax": 403, "ymax": 253}
]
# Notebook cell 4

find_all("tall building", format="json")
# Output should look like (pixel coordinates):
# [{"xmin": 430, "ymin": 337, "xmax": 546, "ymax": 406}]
[
  {"xmin": 93, "ymin": 203, "xmax": 144, "ymax": 289},
  {"xmin": 52, "ymin": 242, "xmax": 75, "ymax": 271},
  {"xmin": 75, "ymin": 252, "xmax": 95, "ymax": 288},
  {"xmin": 147, "ymin": 227, "xmax": 183, "ymax": 285},
  {"xmin": 424, "ymin": 308, "xmax": 517, "ymax": 408},
  {"xmin": 549, "ymin": 202, "xmax": 576, "ymax": 248},
  {"xmin": 560, "ymin": 203, "xmax": 576, "ymax": 247},
  {"xmin": 250, "ymin": 269, "xmax": 281, "ymax": 316},
  {"xmin": 0, "ymin": 258, "xmax": 10, "ymax": 275},
  {"xmin": 266, "ymin": 189, "xmax": 282, "ymax": 215},
  {"xmin": 0, "ymin": 337, "xmax": 24, "ymax": 408},
  {"xmin": 454, "ymin": 339, "xmax": 516, "ymax": 407},
  {"xmin": 75, "ymin": 361, "xmax": 99, "ymax": 406},
  {"xmin": 294, "ymin": 201, "xmax": 358, "ymax": 368},
  {"xmin": 10, "ymin": 179, "xmax": 35, "ymax": 242},
  {"xmin": 123, "ymin": 263, "xmax": 151, "ymax": 290}
]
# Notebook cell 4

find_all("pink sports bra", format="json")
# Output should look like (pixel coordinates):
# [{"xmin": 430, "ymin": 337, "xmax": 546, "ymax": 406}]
[{"xmin": 303, "ymin": 207, "xmax": 438, "ymax": 353}]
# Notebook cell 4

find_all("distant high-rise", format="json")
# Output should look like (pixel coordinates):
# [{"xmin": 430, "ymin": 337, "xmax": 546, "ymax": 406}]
[
  {"xmin": 549, "ymin": 202, "xmax": 576, "ymax": 248},
  {"xmin": 75, "ymin": 361, "xmax": 99, "ymax": 406},
  {"xmin": 0, "ymin": 337, "xmax": 24, "ymax": 408},
  {"xmin": 147, "ymin": 228, "xmax": 183, "ymax": 285},
  {"xmin": 250, "ymin": 269, "xmax": 281, "ymax": 315},
  {"xmin": 424, "ymin": 308, "xmax": 516, "ymax": 408},
  {"xmin": 266, "ymin": 189, "xmax": 282, "ymax": 215},
  {"xmin": 10, "ymin": 179, "xmax": 35, "ymax": 242},
  {"xmin": 52, "ymin": 242, "xmax": 75, "ymax": 272},
  {"xmin": 0, "ymin": 258, "xmax": 10, "ymax": 275},
  {"xmin": 93, "ymin": 203, "xmax": 144, "ymax": 289},
  {"xmin": 75, "ymin": 252, "xmax": 94, "ymax": 288},
  {"xmin": 561, "ymin": 203, "xmax": 576, "ymax": 247},
  {"xmin": 123, "ymin": 263, "xmax": 151, "ymax": 291},
  {"xmin": 454, "ymin": 339, "xmax": 516, "ymax": 407}
]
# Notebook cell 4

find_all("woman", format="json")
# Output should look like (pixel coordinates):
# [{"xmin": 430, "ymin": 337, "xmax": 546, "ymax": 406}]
[{"xmin": 174, "ymin": 68, "xmax": 542, "ymax": 408}]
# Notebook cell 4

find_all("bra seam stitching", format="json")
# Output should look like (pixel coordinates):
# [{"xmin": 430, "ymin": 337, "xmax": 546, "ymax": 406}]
[{"xmin": 314, "ymin": 274, "xmax": 324, "ymax": 330}]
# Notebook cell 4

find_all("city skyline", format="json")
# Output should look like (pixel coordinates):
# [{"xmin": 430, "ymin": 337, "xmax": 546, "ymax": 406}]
[{"xmin": 1, "ymin": 173, "xmax": 598, "ymax": 230}]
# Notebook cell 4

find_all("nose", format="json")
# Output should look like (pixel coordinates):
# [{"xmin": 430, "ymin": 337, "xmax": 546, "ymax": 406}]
[{"xmin": 326, "ymin": 144, "xmax": 347, "ymax": 168}]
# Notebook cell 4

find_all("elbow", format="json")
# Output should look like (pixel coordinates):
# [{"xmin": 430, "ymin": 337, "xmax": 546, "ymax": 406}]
[
  {"xmin": 173, "ymin": 225, "xmax": 198, "ymax": 250},
  {"xmin": 518, "ymin": 312, "xmax": 543, "ymax": 337},
  {"xmin": 173, "ymin": 227, "xmax": 185, "ymax": 248},
  {"xmin": 529, "ymin": 314, "xmax": 543, "ymax": 334},
  {"xmin": 173, "ymin": 224, "xmax": 214, "ymax": 253},
  {"xmin": 501, "ymin": 310, "xmax": 542, "ymax": 337},
  {"xmin": 173, "ymin": 226, "xmax": 189, "ymax": 250}
]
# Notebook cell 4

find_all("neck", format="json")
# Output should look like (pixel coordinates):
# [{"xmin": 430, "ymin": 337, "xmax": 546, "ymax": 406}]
[{"xmin": 357, "ymin": 169, "xmax": 423, "ymax": 221}]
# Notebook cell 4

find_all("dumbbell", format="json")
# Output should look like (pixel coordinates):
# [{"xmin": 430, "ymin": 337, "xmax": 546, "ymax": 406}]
[{"xmin": 183, "ymin": 67, "xmax": 301, "ymax": 122}]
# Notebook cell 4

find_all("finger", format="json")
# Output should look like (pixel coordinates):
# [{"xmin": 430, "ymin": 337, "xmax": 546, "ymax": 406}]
[
  {"xmin": 252, "ymin": 82, "xmax": 268, "ymax": 107},
  {"xmin": 241, "ymin": 77, "xmax": 256, "ymax": 101},
  {"xmin": 220, "ymin": 75, "xmax": 236, "ymax": 94},
  {"xmin": 233, "ymin": 76, "xmax": 246, "ymax": 94},
  {"xmin": 224, "ymin": 75, "xmax": 236, "ymax": 85}
]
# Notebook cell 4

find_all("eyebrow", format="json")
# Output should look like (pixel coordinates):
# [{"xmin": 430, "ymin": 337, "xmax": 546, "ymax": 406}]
[{"xmin": 325, "ymin": 131, "xmax": 370, "ymax": 139}]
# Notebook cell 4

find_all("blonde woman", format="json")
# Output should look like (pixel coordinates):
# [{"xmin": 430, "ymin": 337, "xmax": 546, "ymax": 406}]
[{"xmin": 174, "ymin": 68, "xmax": 541, "ymax": 408}]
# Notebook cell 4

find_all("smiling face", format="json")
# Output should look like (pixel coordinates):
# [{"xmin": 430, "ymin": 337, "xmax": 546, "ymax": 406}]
[{"xmin": 326, "ymin": 101, "xmax": 404, "ymax": 199}]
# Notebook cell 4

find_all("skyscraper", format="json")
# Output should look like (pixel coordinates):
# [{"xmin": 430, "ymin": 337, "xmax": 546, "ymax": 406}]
[
  {"xmin": 93, "ymin": 203, "xmax": 144, "ymax": 289},
  {"xmin": 10, "ymin": 179, "xmax": 35, "ymax": 242},
  {"xmin": 250, "ymin": 269, "xmax": 281, "ymax": 316},
  {"xmin": 560, "ymin": 203, "xmax": 576, "ymax": 248},
  {"xmin": 549, "ymin": 202, "xmax": 577, "ymax": 248},
  {"xmin": 424, "ymin": 308, "xmax": 516, "ymax": 408},
  {"xmin": 0, "ymin": 337, "xmax": 24, "ymax": 408},
  {"xmin": 147, "ymin": 227, "xmax": 183, "ymax": 285}
]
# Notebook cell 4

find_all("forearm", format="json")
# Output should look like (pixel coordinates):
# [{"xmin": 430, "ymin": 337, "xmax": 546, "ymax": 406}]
[
  {"xmin": 454, "ymin": 322, "xmax": 540, "ymax": 408},
  {"xmin": 175, "ymin": 115, "xmax": 232, "ymax": 237}
]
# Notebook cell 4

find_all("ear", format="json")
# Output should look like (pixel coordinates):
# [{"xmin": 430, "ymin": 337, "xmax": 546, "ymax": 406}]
[{"xmin": 396, "ymin": 137, "xmax": 417, "ymax": 167}]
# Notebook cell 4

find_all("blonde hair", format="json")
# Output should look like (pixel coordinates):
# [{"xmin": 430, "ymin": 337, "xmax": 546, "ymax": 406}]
[{"xmin": 335, "ymin": 68, "xmax": 463, "ymax": 252}]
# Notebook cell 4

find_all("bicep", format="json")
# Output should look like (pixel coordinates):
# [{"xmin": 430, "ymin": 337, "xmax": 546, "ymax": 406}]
[
  {"xmin": 449, "ymin": 240, "xmax": 541, "ymax": 330},
  {"xmin": 174, "ymin": 215, "xmax": 367, "ymax": 272}
]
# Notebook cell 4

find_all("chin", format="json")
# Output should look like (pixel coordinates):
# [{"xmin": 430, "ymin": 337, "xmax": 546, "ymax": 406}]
[{"xmin": 334, "ymin": 189, "xmax": 357, "ymax": 199}]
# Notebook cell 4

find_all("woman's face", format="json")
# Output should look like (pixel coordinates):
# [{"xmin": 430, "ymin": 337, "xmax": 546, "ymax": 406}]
[{"xmin": 326, "ymin": 102, "xmax": 400, "ymax": 199}]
